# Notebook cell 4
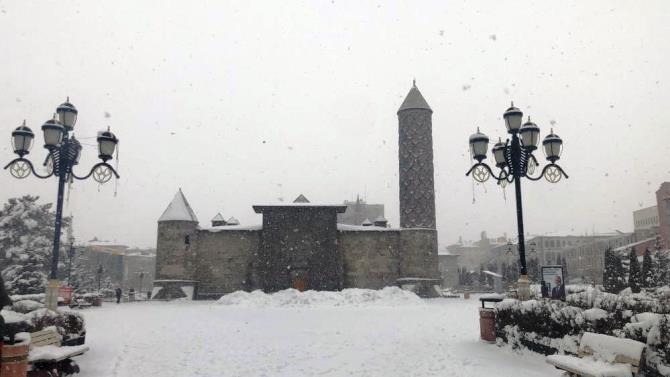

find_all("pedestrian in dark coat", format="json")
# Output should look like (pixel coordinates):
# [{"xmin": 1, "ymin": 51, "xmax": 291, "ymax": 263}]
[{"xmin": 115, "ymin": 287, "xmax": 122, "ymax": 304}]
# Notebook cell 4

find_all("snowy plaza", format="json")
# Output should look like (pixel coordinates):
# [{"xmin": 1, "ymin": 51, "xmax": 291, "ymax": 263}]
[
  {"xmin": 75, "ymin": 290, "xmax": 559, "ymax": 377},
  {"xmin": 2, "ymin": 1, "xmax": 670, "ymax": 376}
]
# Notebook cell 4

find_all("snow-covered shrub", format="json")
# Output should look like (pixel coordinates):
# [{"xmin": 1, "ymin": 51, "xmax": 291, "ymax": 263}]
[
  {"xmin": 9, "ymin": 293, "xmax": 45, "ymax": 303},
  {"xmin": 496, "ymin": 293, "xmax": 670, "ymax": 375},
  {"xmin": 25, "ymin": 308, "xmax": 86, "ymax": 341},
  {"xmin": 12, "ymin": 299, "xmax": 44, "ymax": 313}
]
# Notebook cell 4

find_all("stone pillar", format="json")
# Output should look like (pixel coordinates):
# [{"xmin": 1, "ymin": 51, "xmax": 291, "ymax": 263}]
[{"xmin": 398, "ymin": 82, "xmax": 436, "ymax": 229}]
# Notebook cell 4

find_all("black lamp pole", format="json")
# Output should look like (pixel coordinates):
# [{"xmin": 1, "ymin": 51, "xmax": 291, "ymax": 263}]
[
  {"xmin": 466, "ymin": 102, "xmax": 568, "ymax": 299},
  {"xmin": 67, "ymin": 239, "xmax": 75, "ymax": 286},
  {"xmin": 510, "ymin": 132, "xmax": 528, "ymax": 276},
  {"xmin": 5, "ymin": 99, "xmax": 120, "ymax": 310}
]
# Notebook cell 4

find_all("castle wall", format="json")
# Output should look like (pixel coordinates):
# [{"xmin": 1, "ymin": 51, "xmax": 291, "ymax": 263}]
[
  {"xmin": 155, "ymin": 221, "xmax": 198, "ymax": 280},
  {"xmin": 156, "ymin": 225, "xmax": 440, "ymax": 297},
  {"xmin": 195, "ymin": 229, "xmax": 260, "ymax": 298},
  {"xmin": 257, "ymin": 208, "xmax": 343, "ymax": 292},
  {"xmin": 338, "ymin": 229, "xmax": 401, "ymax": 289}
]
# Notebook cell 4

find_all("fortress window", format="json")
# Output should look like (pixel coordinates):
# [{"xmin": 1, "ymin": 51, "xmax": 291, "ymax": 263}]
[{"xmin": 185, "ymin": 235, "xmax": 190, "ymax": 245}]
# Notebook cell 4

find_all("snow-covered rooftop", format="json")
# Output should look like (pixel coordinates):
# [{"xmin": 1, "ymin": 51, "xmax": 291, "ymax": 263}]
[
  {"xmin": 337, "ymin": 224, "xmax": 398, "ymax": 232},
  {"xmin": 158, "ymin": 189, "xmax": 198, "ymax": 223},
  {"xmin": 201, "ymin": 224, "xmax": 261, "ymax": 232},
  {"xmin": 612, "ymin": 237, "xmax": 657, "ymax": 252},
  {"xmin": 211, "ymin": 213, "xmax": 225, "ymax": 222}
]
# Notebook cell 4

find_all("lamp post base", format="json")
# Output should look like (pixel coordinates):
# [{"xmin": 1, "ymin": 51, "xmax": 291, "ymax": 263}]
[
  {"xmin": 517, "ymin": 274, "xmax": 531, "ymax": 301},
  {"xmin": 45, "ymin": 279, "xmax": 60, "ymax": 311}
]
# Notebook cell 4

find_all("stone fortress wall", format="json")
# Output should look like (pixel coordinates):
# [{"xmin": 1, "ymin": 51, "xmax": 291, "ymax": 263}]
[
  {"xmin": 155, "ymin": 220, "xmax": 438, "ymax": 299},
  {"xmin": 154, "ymin": 82, "xmax": 440, "ymax": 299}
]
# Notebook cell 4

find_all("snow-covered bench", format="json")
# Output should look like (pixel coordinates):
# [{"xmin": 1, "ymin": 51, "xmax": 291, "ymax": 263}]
[
  {"xmin": 546, "ymin": 332, "xmax": 646, "ymax": 377},
  {"xmin": 28, "ymin": 327, "xmax": 89, "ymax": 376}
]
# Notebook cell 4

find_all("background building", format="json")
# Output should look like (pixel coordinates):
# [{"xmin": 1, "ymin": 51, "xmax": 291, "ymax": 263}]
[
  {"xmin": 437, "ymin": 252, "xmax": 459, "ymax": 288},
  {"xmin": 633, "ymin": 205, "xmax": 660, "ymax": 240},
  {"xmin": 337, "ymin": 197, "xmax": 385, "ymax": 226},
  {"xmin": 446, "ymin": 231, "xmax": 507, "ymax": 270},
  {"xmin": 75, "ymin": 238, "xmax": 155, "ymax": 293},
  {"xmin": 656, "ymin": 182, "xmax": 670, "ymax": 248}
]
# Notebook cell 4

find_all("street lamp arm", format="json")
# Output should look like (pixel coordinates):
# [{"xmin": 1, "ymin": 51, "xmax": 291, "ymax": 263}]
[
  {"xmin": 465, "ymin": 162, "xmax": 510, "ymax": 182},
  {"xmin": 3, "ymin": 157, "xmax": 55, "ymax": 179},
  {"xmin": 70, "ymin": 162, "xmax": 120, "ymax": 181},
  {"xmin": 524, "ymin": 163, "xmax": 569, "ymax": 182}
]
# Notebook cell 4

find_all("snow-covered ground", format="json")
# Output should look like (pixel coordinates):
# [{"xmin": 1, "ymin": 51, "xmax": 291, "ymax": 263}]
[{"xmin": 76, "ymin": 289, "xmax": 561, "ymax": 377}]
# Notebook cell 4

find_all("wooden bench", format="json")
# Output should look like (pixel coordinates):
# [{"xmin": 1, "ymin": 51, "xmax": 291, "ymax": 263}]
[
  {"xmin": 546, "ymin": 332, "xmax": 646, "ymax": 377},
  {"xmin": 28, "ymin": 327, "xmax": 89, "ymax": 376}
]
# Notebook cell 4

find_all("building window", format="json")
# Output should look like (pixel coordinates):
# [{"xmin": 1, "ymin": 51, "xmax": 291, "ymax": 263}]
[{"xmin": 185, "ymin": 235, "xmax": 190, "ymax": 245}]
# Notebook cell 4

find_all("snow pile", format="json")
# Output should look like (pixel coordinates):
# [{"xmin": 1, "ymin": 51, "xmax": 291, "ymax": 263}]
[
  {"xmin": 217, "ymin": 287, "xmax": 423, "ymax": 307},
  {"xmin": 582, "ymin": 308, "xmax": 609, "ymax": 322},
  {"xmin": 0, "ymin": 309, "xmax": 28, "ymax": 324},
  {"xmin": 579, "ymin": 332, "xmax": 645, "ymax": 364}
]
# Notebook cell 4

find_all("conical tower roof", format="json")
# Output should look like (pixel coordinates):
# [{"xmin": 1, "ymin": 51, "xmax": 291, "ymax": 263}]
[
  {"xmin": 158, "ymin": 189, "xmax": 199, "ymax": 222},
  {"xmin": 398, "ymin": 80, "xmax": 432, "ymax": 113},
  {"xmin": 293, "ymin": 194, "xmax": 310, "ymax": 203}
]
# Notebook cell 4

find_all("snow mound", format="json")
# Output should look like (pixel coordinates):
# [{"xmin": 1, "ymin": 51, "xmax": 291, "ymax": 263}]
[{"xmin": 217, "ymin": 287, "xmax": 423, "ymax": 307}]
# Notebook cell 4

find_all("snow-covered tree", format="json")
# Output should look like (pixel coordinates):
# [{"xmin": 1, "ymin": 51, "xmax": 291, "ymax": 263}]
[
  {"xmin": 0, "ymin": 196, "xmax": 69, "ymax": 295},
  {"xmin": 603, "ymin": 248, "xmax": 625, "ymax": 293},
  {"xmin": 656, "ymin": 250, "xmax": 670, "ymax": 287},
  {"xmin": 501, "ymin": 262, "xmax": 509, "ymax": 282},
  {"xmin": 642, "ymin": 248, "xmax": 655, "ymax": 288},
  {"xmin": 527, "ymin": 258, "xmax": 539, "ymax": 283},
  {"xmin": 628, "ymin": 248, "xmax": 642, "ymax": 293}
]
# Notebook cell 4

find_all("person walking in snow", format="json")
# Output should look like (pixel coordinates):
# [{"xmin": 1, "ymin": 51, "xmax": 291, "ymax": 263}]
[{"xmin": 115, "ymin": 287, "xmax": 122, "ymax": 304}]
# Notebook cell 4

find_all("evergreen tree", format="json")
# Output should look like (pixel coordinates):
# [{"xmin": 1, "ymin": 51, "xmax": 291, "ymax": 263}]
[
  {"xmin": 0, "ymin": 196, "xmax": 69, "ymax": 295},
  {"xmin": 527, "ymin": 258, "xmax": 539, "ymax": 282},
  {"xmin": 561, "ymin": 257, "xmax": 569, "ymax": 283},
  {"xmin": 656, "ymin": 250, "xmax": 670, "ymax": 287},
  {"xmin": 628, "ymin": 248, "xmax": 642, "ymax": 293},
  {"xmin": 501, "ymin": 262, "xmax": 509, "ymax": 282},
  {"xmin": 642, "ymin": 248, "xmax": 655, "ymax": 288},
  {"xmin": 603, "ymin": 248, "xmax": 625, "ymax": 293},
  {"xmin": 463, "ymin": 269, "xmax": 472, "ymax": 286}
]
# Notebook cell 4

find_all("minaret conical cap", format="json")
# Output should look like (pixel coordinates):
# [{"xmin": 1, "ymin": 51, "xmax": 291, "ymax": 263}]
[{"xmin": 398, "ymin": 80, "xmax": 432, "ymax": 113}]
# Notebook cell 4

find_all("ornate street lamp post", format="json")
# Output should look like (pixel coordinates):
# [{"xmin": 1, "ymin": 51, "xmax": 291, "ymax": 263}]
[
  {"xmin": 466, "ymin": 103, "xmax": 568, "ymax": 300},
  {"xmin": 5, "ymin": 99, "xmax": 120, "ymax": 310}
]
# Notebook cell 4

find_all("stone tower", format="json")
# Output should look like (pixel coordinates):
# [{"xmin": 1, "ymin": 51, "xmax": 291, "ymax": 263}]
[
  {"xmin": 397, "ymin": 81, "xmax": 436, "ymax": 229},
  {"xmin": 155, "ymin": 189, "xmax": 199, "ymax": 281}
]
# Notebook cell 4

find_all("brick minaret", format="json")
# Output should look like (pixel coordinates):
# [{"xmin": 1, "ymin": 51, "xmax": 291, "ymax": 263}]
[{"xmin": 398, "ymin": 81, "xmax": 436, "ymax": 229}]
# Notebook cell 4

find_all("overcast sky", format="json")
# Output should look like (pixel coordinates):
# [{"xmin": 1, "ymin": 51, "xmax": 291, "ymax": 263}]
[{"xmin": 1, "ymin": 1, "xmax": 669, "ymax": 249}]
